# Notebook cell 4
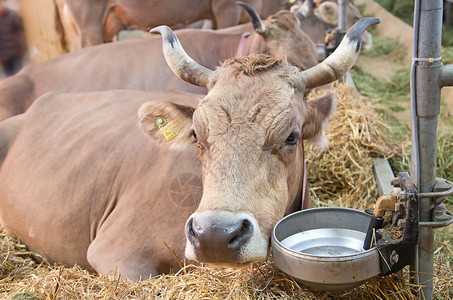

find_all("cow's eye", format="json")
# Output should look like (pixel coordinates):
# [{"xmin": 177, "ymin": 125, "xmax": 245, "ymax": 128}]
[
  {"xmin": 189, "ymin": 129, "xmax": 198, "ymax": 143},
  {"xmin": 284, "ymin": 132, "xmax": 299, "ymax": 146}
]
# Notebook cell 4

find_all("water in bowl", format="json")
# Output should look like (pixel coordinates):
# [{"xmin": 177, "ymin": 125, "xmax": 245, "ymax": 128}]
[{"xmin": 280, "ymin": 228, "xmax": 367, "ymax": 256}]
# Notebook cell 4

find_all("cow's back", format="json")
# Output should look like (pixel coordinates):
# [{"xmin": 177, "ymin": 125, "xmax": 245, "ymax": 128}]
[
  {"xmin": 0, "ymin": 28, "xmax": 241, "ymax": 122},
  {"xmin": 17, "ymin": 36, "xmax": 207, "ymax": 94},
  {"xmin": 0, "ymin": 90, "xmax": 202, "ymax": 274}
]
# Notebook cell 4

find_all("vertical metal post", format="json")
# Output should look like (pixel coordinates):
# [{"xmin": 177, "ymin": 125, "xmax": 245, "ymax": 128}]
[
  {"xmin": 411, "ymin": 1, "xmax": 443, "ymax": 299},
  {"xmin": 338, "ymin": 0, "xmax": 348, "ymax": 31},
  {"xmin": 446, "ymin": 1, "xmax": 451, "ymax": 31},
  {"xmin": 307, "ymin": 0, "xmax": 314, "ymax": 12},
  {"xmin": 337, "ymin": 0, "xmax": 349, "ymax": 84}
]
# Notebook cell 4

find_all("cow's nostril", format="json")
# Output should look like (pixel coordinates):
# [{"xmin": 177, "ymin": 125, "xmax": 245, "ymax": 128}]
[
  {"xmin": 228, "ymin": 219, "xmax": 252, "ymax": 248},
  {"xmin": 185, "ymin": 218, "xmax": 200, "ymax": 247}
]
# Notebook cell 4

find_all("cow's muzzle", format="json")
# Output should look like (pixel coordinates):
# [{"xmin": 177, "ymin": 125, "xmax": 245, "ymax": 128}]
[{"xmin": 185, "ymin": 211, "xmax": 255, "ymax": 263}]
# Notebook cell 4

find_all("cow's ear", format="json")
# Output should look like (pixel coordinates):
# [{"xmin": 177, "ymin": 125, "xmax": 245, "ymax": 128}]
[
  {"xmin": 301, "ymin": 93, "xmax": 337, "ymax": 148},
  {"xmin": 138, "ymin": 102, "xmax": 194, "ymax": 150},
  {"xmin": 317, "ymin": 2, "xmax": 338, "ymax": 27}
]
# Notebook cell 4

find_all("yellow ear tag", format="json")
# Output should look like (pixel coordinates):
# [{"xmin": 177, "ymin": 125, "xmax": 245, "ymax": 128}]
[{"xmin": 156, "ymin": 117, "xmax": 179, "ymax": 141}]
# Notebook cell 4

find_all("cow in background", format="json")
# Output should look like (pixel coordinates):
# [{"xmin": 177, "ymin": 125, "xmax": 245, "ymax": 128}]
[
  {"xmin": 0, "ymin": 6, "xmax": 318, "ymax": 121},
  {"xmin": 0, "ymin": 18, "xmax": 379, "ymax": 280},
  {"xmin": 59, "ymin": 0, "xmax": 299, "ymax": 48}
]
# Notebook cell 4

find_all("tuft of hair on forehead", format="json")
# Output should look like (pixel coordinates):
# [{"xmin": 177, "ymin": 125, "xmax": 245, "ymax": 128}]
[
  {"xmin": 266, "ymin": 10, "xmax": 300, "ymax": 30},
  {"xmin": 221, "ymin": 54, "xmax": 284, "ymax": 77}
]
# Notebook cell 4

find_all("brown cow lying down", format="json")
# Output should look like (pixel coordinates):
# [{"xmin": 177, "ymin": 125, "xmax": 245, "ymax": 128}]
[
  {"xmin": 0, "ymin": 18, "xmax": 379, "ymax": 280},
  {"xmin": 0, "ymin": 8, "xmax": 318, "ymax": 122}
]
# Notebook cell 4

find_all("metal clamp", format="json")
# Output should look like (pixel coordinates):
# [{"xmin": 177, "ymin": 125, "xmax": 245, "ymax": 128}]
[
  {"xmin": 395, "ymin": 178, "xmax": 453, "ymax": 201},
  {"xmin": 412, "ymin": 56, "xmax": 442, "ymax": 63},
  {"xmin": 418, "ymin": 178, "xmax": 453, "ymax": 228},
  {"xmin": 420, "ymin": 209, "xmax": 453, "ymax": 228},
  {"xmin": 418, "ymin": 178, "xmax": 453, "ymax": 199}
]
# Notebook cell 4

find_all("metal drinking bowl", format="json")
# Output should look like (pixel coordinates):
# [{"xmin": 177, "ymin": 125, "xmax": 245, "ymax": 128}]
[{"xmin": 272, "ymin": 207, "xmax": 381, "ymax": 291}]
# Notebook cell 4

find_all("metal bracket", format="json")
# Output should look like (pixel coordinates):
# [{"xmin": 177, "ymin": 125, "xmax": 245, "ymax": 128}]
[
  {"xmin": 392, "ymin": 177, "xmax": 453, "ymax": 228},
  {"xmin": 418, "ymin": 178, "xmax": 453, "ymax": 228},
  {"xmin": 365, "ymin": 174, "xmax": 452, "ymax": 275},
  {"xmin": 376, "ymin": 172, "xmax": 419, "ymax": 275}
]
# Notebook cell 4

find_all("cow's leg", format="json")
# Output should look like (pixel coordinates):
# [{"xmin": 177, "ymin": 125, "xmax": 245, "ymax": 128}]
[
  {"xmin": 103, "ymin": 8, "xmax": 126, "ymax": 43},
  {"xmin": 64, "ymin": 0, "xmax": 107, "ymax": 46},
  {"xmin": 87, "ymin": 234, "xmax": 159, "ymax": 281}
]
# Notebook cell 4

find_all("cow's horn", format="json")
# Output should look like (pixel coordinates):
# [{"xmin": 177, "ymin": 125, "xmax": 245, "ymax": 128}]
[
  {"xmin": 150, "ymin": 25, "xmax": 212, "ymax": 88},
  {"xmin": 236, "ymin": 1, "xmax": 267, "ymax": 35},
  {"xmin": 301, "ymin": 18, "xmax": 380, "ymax": 89}
]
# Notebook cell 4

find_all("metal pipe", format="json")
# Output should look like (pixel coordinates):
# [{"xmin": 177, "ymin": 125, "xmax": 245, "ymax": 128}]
[
  {"xmin": 446, "ymin": 1, "xmax": 451, "ymax": 31},
  {"xmin": 307, "ymin": 0, "xmax": 314, "ymax": 12},
  {"xmin": 409, "ymin": 0, "xmax": 421, "ymax": 290},
  {"xmin": 411, "ymin": 1, "xmax": 444, "ymax": 298},
  {"xmin": 337, "ymin": 0, "xmax": 348, "ymax": 31}
]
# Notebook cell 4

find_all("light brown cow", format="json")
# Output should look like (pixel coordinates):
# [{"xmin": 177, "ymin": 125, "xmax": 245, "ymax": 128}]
[
  {"xmin": 0, "ymin": 18, "xmax": 379, "ymax": 280},
  {"xmin": 150, "ymin": 18, "xmax": 379, "ymax": 264},
  {"xmin": 0, "ymin": 9, "xmax": 318, "ymax": 122}
]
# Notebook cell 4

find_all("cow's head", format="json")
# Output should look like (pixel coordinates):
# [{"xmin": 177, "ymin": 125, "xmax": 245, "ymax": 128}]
[
  {"xmin": 140, "ymin": 18, "xmax": 379, "ymax": 264},
  {"xmin": 237, "ymin": 2, "xmax": 318, "ymax": 70}
]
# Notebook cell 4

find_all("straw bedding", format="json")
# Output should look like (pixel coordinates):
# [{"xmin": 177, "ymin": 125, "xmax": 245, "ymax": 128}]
[{"xmin": 1, "ymin": 85, "xmax": 451, "ymax": 299}]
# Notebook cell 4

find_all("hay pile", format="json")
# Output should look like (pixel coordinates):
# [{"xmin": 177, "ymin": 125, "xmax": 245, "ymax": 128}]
[
  {"xmin": 306, "ymin": 84, "xmax": 404, "ymax": 210},
  {"xmin": 0, "ymin": 84, "xmax": 451, "ymax": 299},
  {"xmin": 0, "ymin": 246, "xmax": 422, "ymax": 299},
  {"xmin": 0, "ymin": 237, "xmax": 420, "ymax": 299}
]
